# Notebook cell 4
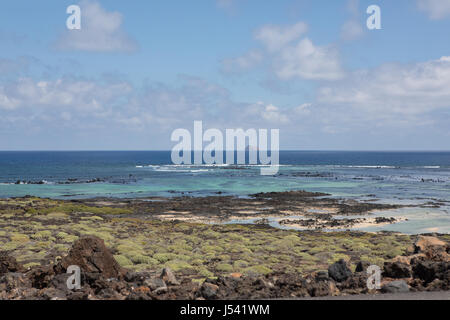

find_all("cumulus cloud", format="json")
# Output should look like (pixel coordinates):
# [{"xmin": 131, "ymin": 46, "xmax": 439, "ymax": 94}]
[
  {"xmin": 222, "ymin": 21, "xmax": 343, "ymax": 81},
  {"xmin": 0, "ymin": 70, "xmax": 235, "ymax": 132},
  {"xmin": 0, "ymin": 67, "xmax": 447, "ymax": 150},
  {"xmin": 294, "ymin": 103, "xmax": 313, "ymax": 116},
  {"xmin": 318, "ymin": 56, "xmax": 450, "ymax": 116},
  {"xmin": 417, "ymin": 0, "xmax": 450, "ymax": 20},
  {"xmin": 255, "ymin": 22, "xmax": 308, "ymax": 52},
  {"xmin": 253, "ymin": 22, "xmax": 344, "ymax": 81},
  {"xmin": 275, "ymin": 38, "xmax": 344, "ymax": 81},
  {"xmin": 0, "ymin": 64, "xmax": 296, "ymax": 137},
  {"xmin": 244, "ymin": 102, "xmax": 289, "ymax": 124},
  {"xmin": 3, "ymin": 53, "xmax": 448, "ymax": 149},
  {"xmin": 55, "ymin": 0, "xmax": 138, "ymax": 52},
  {"xmin": 0, "ymin": 77, "xmax": 132, "ymax": 112}
]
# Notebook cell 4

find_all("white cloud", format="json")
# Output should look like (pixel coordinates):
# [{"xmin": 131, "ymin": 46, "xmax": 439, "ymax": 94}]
[
  {"xmin": 318, "ymin": 56, "xmax": 450, "ymax": 116},
  {"xmin": 1, "ymin": 67, "xmax": 448, "ymax": 149},
  {"xmin": 220, "ymin": 50, "xmax": 263, "ymax": 74},
  {"xmin": 260, "ymin": 104, "xmax": 289, "ymax": 123},
  {"xmin": 55, "ymin": 0, "xmax": 138, "ymax": 52},
  {"xmin": 0, "ymin": 77, "xmax": 132, "ymax": 112},
  {"xmin": 0, "ymin": 73, "xmax": 238, "ymax": 132},
  {"xmin": 0, "ymin": 91, "xmax": 20, "ymax": 110},
  {"xmin": 255, "ymin": 22, "xmax": 308, "ymax": 52},
  {"xmin": 417, "ymin": 0, "xmax": 450, "ymax": 20},
  {"xmin": 294, "ymin": 103, "xmax": 312, "ymax": 116},
  {"xmin": 234, "ymin": 102, "xmax": 289, "ymax": 125},
  {"xmin": 275, "ymin": 38, "xmax": 344, "ymax": 81},
  {"xmin": 224, "ymin": 21, "xmax": 344, "ymax": 81}
]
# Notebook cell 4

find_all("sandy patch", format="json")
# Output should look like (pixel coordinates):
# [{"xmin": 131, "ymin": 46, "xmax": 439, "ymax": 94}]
[
  {"xmin": 278, "ymin": 216, "xmax": 409, "ymax": 231},
  {"xmin": 163, "ymin": 211, "xmax": 192, "ymax": 215}
]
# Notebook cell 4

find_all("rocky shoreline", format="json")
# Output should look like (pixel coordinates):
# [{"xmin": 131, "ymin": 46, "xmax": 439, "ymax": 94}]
[
  {"xmin": 75, "ymin": 190, "xmax": 406, "ymax": 229},
  {"xmin": 0, "ymin": 194, "xmax": 448, "ymax": 300},
  {"xmin": 1, "ymin": 235, "xmax": 448, "ymax": 300}
]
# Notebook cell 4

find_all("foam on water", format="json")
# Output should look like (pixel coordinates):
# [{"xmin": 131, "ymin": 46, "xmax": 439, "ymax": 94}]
[{"xmin": 0, "ymin": 151, "xmax": 449, "ymax": 234}]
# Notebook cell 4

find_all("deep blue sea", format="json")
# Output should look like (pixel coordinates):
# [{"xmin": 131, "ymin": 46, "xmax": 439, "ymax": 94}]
[{"xmin": 0, "ymin": 151, "xmax": 449, "ymax": 234}]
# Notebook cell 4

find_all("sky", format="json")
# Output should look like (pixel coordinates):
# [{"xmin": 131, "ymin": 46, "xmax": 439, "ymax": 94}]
[{"xmin": 1, "ymin": 0, "xmax": 450, "ymax": 150}]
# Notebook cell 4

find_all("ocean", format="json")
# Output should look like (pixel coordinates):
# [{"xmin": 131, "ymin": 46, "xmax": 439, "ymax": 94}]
[{"xmin": 0, "ymin": 151, "xmax": 449, "ymax": 234}]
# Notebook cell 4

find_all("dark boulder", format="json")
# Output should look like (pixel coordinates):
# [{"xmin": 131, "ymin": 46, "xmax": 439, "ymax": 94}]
[
  {"xmin": 160, "ymin": 268, "xmax": 179, "ymax": 285},
  {"xmin": 383, "ymin": 261, "xmax": 412, "ymax": 278},
  {"xmin": 412, "ymin": 261, "xmax": 449, "ymax": 284},
  {"xmin": 39, "ymin": 287, "xmax": 67, "ymax": 300},
  {"xmin": 60, "ymin": 236, "xmax": 125, "ymax": 279},
  {"xmin": 328, "ymin": 259, "xmax": 352, "ymax": 282},
  {"xmin": 198, "ymin": 282, "xmax": 219, "ymax": 300},
  {"xmin": 0, "ymin": 251, "xmax": 23, "ymax": 275},
  {"xmin": 145, "ymin": 277, "xmax": 167, "ymax": 291},
  {"xmin": 381, "ymin": 280, "xmax": 409, "ymax": 293},
  {"xmin": 425, "ymin": 279, "xmax": 449, "ymax": 292},
  {"xmin": 27, "ymin": 266, "xmax": 55, "ymax": 289},
  {"xmin": 315, "ymin": 270, "xmax": 329, "ymax": 281},
  {"xmin": 307, "ymin": 280, "xmax": 338, "ymax": 297},
  {"xmin": 337, "ymin": 273, "xmax": 368, "ymax": 293},
  {"xmin": 414, "ymin": 236, "xmax": 449, "ymax": 261},
  {"xmin": 355, "ymin": 261, "xmax": 370, "ymax": 273},
  {"xmin": 124, "ymin": 271, "xmax": 151, "ymax": 285}
]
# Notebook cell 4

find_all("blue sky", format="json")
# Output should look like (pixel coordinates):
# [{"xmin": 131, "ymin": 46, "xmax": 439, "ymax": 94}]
[{"xmin": 1, "ymin": 0, "xmax": 450, "ymax": 150}]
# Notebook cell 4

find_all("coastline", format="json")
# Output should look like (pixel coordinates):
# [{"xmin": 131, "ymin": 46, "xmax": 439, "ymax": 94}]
[
  {"xmin": 1, "ymin": 192, "xmax": 449, "ymax": 299},
  {"xmin": 75, "ymin": 190, "xmax": 408, "ymax": 229}
]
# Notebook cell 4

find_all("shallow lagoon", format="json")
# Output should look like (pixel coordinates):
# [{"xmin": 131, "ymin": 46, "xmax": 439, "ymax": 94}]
[{"xmin": 0, "ymin": 151, "xmax": 449, "ymax": 234}]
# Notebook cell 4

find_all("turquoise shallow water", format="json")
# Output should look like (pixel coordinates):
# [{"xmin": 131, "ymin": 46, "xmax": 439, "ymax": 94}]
[{"xmin": 0, "ymin": 151, "xmax": 449, "ymax": 234}]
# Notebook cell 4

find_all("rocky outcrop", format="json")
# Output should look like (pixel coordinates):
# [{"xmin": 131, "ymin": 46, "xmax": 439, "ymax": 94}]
[
  {"xmin": 384, "ymin": 236, "xmax": 450, "ymax": 292},
  {"xmin": 328, "ymin": 259, "xmax": 352, "ymax": 282},
  {"xmin": 0, "ymin": 252, "xmax": 23, "ymax": 276},
  {"xmin": 412, "ymin": 261, "xmax": 449, "ymax": 285},
  {"xmin": 161, "ymin": 268, "xmax": 179, "ymax": 286},
  {"xmin": 0, "ymin": 235, "xmax": 449, "ymax": 300},
  {"xmin": 59, "ymin": 236, "xmax": 125, "ymax": 279},
  {"xmin": 381, "ymin": 280, "xmax": 409, "ymax": 294},
  {"xmin": 383, "ymin": 261, "xmax": 411, "ymax": 278},
  {"xmin": 355, "ymin": 261, "xmax": 370, "ymax": 273},
  {"xmin": 413, "ymin": 236, "xmax": 449, "ymax": 262}
]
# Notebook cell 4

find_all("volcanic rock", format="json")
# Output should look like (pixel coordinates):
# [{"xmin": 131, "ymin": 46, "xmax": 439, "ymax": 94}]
[
  {"xmin": 414, "ymin": 236, "xmax": 449, "ymax": 261},
  {"xmin": 60, "ymin": 236, "xmax": 125, "ymax": 279},
  {"xmin": 160, "ymin": 268, "xmax": 179, "ymax": 285},
  {"xmin": 381, "ymin": 280, "xmax": 409, "ymax": 293},
  {"xmin": 145, "ymin": 277, "xmax": 167, "ymax": 291},
  {"xmin": 328, "ymin": 259, "xmax": 352, "ymax": 282},
  {"xmin": 0, "ymin": 251, "xmax": 23, "ymax": 275},
  {"xmin": 198, "ymin": 282, "xmax": 219, "ymax": 300},
  {"xmin": 383, "ymin": 261, "xmax": 412, "ymax": 278},
  {"xmin": 355, "ymin": 261, "xmax": 371, "ymax": 273},
  {"xmin": 412, "ymin": 260, "xmax": 449, "ymax": 284}
]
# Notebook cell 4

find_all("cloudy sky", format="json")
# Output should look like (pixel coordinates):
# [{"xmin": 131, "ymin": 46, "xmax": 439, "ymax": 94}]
[{"xmin": 1, "ymin": 0, "xmax": 450, "ymax": 150}]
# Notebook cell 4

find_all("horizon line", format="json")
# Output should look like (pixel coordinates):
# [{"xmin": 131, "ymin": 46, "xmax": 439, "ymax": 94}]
[{"xmin": 1, "ymin": 150, "xmax": 450, "ymax": 152}]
